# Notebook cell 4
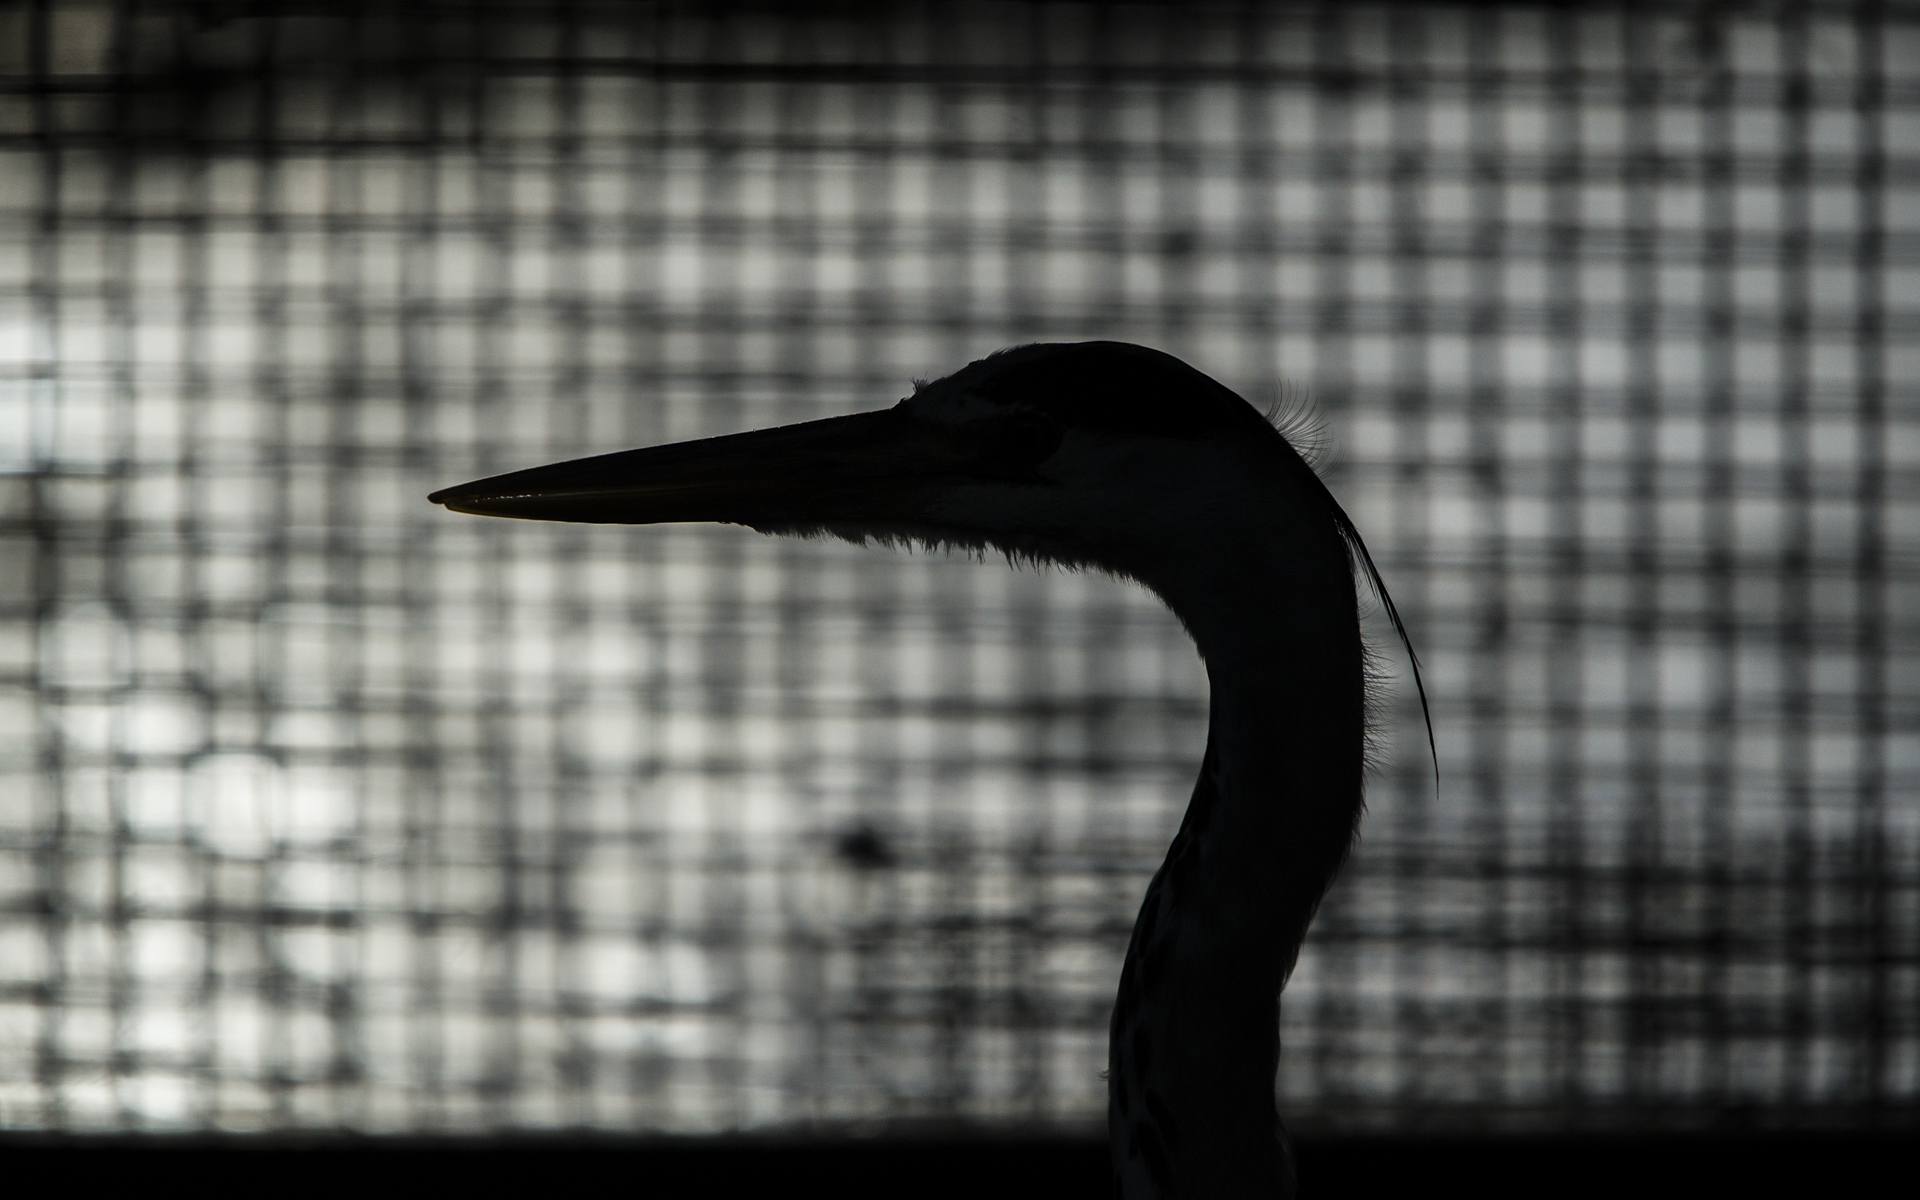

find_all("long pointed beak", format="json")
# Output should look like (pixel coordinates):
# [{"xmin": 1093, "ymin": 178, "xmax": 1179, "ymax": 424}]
[{"xmin": 428, "ymin": 406, "xmax": 970, "ymax": 527}]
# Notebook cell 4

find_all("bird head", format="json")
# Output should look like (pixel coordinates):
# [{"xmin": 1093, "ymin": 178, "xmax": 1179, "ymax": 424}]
[
  {"xmin": 431, "ymin": 340, "xmax": 1435, "ymax": 776},
  {"xmin": 428, "ymin": 341, "xmax": 1331, "ymax": 591}
]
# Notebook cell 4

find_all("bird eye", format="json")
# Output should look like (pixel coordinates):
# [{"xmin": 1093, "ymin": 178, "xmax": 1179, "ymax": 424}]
[{"xmin": 992, "ymin": 412, "xmax": 1062, "ymax": 464}]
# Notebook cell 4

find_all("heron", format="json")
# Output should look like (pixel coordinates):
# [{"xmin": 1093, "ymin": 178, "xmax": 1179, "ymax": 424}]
[{"xmin": 429, "ymin": 341, "xmax": 1428, "ymax": 1198}]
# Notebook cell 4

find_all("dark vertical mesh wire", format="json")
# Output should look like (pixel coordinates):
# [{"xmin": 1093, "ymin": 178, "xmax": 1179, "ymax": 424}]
[{"xmin": 0, "ymin": 0, "xmax": 1914, "ymax": 1135}]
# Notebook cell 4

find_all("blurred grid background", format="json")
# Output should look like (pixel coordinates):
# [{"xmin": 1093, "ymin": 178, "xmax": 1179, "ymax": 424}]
[{"xmin": 2, "ymin": 0, "xmax": 1917, "ymax": 1137}]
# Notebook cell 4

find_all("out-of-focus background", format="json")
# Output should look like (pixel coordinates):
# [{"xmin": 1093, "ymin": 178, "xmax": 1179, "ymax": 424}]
[{"xmin": 1, "ymin": 0, "xmax": 1915, "ymax": 1150}]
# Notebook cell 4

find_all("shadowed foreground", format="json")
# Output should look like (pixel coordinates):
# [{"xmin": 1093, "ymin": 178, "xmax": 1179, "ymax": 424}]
[{"xmin": 9, "ymin": 1132, "xmax": 1908, "ymax": 1199}]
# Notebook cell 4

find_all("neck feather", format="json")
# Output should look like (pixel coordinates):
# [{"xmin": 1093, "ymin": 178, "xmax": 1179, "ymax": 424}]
[{"xmin": 1107, "ymin": 497, "xmax": 1367, "ymax": 1200}]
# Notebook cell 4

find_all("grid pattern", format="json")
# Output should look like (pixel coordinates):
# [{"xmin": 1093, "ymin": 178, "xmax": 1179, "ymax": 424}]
[{"xmin": 1, "ymin": 1, "xmax": 1916, "ymax": 1135}]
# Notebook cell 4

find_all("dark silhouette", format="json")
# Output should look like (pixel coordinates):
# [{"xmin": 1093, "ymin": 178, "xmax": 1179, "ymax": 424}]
[{"xmin": 431, "ymin": 343, "xmax": 1425, "ymax": 1198}]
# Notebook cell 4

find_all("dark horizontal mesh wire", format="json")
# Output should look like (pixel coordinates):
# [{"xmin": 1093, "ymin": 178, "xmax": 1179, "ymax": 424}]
[{"xmin": 1, "ymin": 1, "xmax": 1915, "ymax": 1134}]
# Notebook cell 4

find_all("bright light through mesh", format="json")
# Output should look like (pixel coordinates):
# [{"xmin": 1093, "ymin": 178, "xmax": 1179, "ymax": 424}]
[{"xmin": 0, "ymin": 1, "xmax": 1915, "ymax": 1135}]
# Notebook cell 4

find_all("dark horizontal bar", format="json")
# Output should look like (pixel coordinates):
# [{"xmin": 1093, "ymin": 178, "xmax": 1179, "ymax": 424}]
[{"xmin": 2, "ymin": 1131, "xmax": 1913, "ymax": 1200}]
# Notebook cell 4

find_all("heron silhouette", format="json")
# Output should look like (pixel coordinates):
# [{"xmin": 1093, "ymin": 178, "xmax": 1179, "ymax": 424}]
[{"xmin": 430, "ymin": 342, "xmax": 1427, "ymax": 1199}]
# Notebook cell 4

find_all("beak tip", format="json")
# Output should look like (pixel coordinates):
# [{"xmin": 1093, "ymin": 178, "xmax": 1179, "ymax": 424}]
[
  {"xmin": 429, "ymin": 481, "xmax": 548, "ymax": 519},
  {"xmin": 429, "ymin": 487, "xmax": 495, "ymax": 518}
]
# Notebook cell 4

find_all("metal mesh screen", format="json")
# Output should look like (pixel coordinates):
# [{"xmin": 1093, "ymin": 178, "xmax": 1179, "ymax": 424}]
[{"xmin": 2, "ymin": 0, "xmax": 1915, "ymax": 1136}]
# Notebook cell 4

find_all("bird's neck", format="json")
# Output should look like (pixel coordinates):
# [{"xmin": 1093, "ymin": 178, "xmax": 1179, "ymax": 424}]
[{"xmin": 1109, "ymin": 508, "xmax": 1367, "ymax": 1199}]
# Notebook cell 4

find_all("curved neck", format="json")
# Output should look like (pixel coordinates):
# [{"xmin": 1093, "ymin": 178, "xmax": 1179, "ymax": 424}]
[{"xmin": 1108, "ymin": 513, "xmax": 1367, "ymax": 1199}]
